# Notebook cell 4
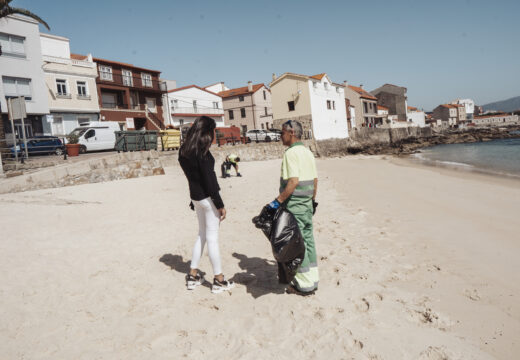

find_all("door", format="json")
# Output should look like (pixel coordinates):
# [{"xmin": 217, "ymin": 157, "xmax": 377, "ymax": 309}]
[
  {"xmin": 83, "ymin": 129, "xmax": 99, "ymax": 151},
  {"xmin": 146, "ymin": 97, "xmax": 157, "ymax": 113},
  {"xmin": 52, "ymin": 116, "xmax": 64, "ymax": 136}
]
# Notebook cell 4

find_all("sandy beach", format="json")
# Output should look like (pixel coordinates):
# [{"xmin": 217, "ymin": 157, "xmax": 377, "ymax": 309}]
[{"xmin": 1, "ymin": 155, "xmax": 519, "ymax": 359}]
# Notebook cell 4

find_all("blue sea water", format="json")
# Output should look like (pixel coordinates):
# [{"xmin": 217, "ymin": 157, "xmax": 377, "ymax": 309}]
[{"xmin": 414, "ymin": 133, "xmax": 520, "ymax": 178}]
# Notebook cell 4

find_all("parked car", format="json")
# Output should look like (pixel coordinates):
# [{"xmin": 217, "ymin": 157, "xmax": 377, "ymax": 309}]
[
  {"xmin": 245, "ymin": 129, "xmax": 280, "ymax": 143},
  {"xmin": 68, "ymin": 121, "xmax": 120, "ymax": 153},
  {"xmin": 10, "ymin": 136, "xmax": 65, "ymax": 156}
]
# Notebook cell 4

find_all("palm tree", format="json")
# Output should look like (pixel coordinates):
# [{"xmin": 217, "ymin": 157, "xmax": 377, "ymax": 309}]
[{"xmin": 0, "ymin": 0, "xmax": 50, "ymax": 30}]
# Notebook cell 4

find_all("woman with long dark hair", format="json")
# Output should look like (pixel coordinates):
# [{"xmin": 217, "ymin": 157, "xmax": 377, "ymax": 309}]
[{"xmin": 178, "ymin": 116, "xmax": 235, "ymax": 294}]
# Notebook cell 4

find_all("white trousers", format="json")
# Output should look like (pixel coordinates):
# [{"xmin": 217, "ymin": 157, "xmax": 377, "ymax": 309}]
[{"xmin": 190, "ymin": 197, "xmax": 222, "ymax": 275}]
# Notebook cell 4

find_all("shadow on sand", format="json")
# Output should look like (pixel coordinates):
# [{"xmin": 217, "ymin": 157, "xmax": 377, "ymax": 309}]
[
  {"xmin": 159, "ymin": 253, "xmax": 285, "ymax": 297},
  {"xmin": 159, "ymin": 254, "xmax": 211, "ymax": 289},
  {"xmin": 231, "ymin": 252, "xmax": 285, "ymax": 298}
]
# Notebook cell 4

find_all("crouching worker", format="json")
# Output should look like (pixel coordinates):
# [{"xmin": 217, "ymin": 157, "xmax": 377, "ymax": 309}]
[
  {"xmin": 266, "ymin": 120, "xmax": 319, "ymax": 296},
  {"xmin": 221, "ymin": 153, "xmax": 241, "ymax": 178}
]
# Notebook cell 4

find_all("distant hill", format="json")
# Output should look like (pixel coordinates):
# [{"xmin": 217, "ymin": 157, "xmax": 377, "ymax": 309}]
[{"xmin": 482, "ymin": 96, "xmax": 520, "ymax": 112}]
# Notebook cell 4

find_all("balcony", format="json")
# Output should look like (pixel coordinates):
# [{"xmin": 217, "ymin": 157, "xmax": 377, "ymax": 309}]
[
  {"xmin": 101, "ymin": 102, "xmax": 146, "ymax": 111},
  {"xmin": 98, "ymin": 72, "xmax": 167, "ymax": 92},
  {"xmin": 171, "ymin": 107, "xmax": 224, "ymax": 115},
  {"xmin": 42, "ymin": 55, "xmax": 96, "ymax": 68}
]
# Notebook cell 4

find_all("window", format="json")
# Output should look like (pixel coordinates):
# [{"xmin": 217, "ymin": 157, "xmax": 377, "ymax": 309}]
[
  {"xmin": 327, "ymin": 100, "xmax": 331, "ymax": 110},
  {"xmin": 51, "ymin": 116, "xmax": 64, "ymax": 135},
  {"xmin": 56, "ymin": 79, "xmax": 68, "ymax": 96},
  {"xmin": 146, "ymin": 97, "xmax": 157, "ymax": 112},
  {"xmin": 2, "ymin": 76, "xmax": 32, "ymax": 100},
  {"xmin": 0, "ymin": 33, "xmax": 25, "ymax": 57},
  {"xmin": 229, "ymin": 110, "xmax": 234, "ymax": 120},
  {"xmin": 363, "ymin": 102, "xmax": 368, "ymax": 113},
  {"xmin": 122, "ymin": 70, "xmax": 133, "ymax": 86},
  {"xmin": 266, "ymin": 122, "xmax": 269, "ymax": 129},
  {"xmin": 264, "ymin": 107, "xmax": 268, "ymax": 116},
  {"xmin": 261, "ymin": 123, "xmax": 265, "ymax": 129},
  {"xmin": 240, "ymin": 108, "xmax": 246, "ymax": 118},
  {"xmin": 193, "ymin": 100, "xmax": 197, "ymax": 110},
  {"xmin": 333, "ymin": 101, "xmax": 336, "ymax": 110},
  {"xmin": 213, "ymin": 102, "xmax": 219, "ymax": 109},
  {"xmin": 263, "ymin": 90, "xmax": 266, "ymax": 100},
  {"xmin": 313, "ymin": 82, "xmax": 317, "ymax": 88},
  {"xmin": 99, "ymin": 65, "xmax": 113, "ymax": 81},
  {"xmin": 324, "ymin": 83, "xmax": 329, "ymax": 90},
  {"xmin": 241, "ymin": 125, "xmax": 247, "ymax": 133},
  {"xmin": 141, "ymin": 73, "xmax": 152, "ymax": 87},
  {"xmin": 85, "ymin": 129, "xmax": 95, "ymax": 139},
  {"xmin": 77, "ymin": 81, "xmax": 88, "ymax": 97},
  {"xmin": 239, "ymin": 95, "xmax": 244, "ymax": 102},
  {"xmin": 101, "ymin": 93, "xmax": 117, "ymax": 108},
  {"xmin": 288, "ymin": 101, "xmax": 295, "ymax": 111},
  {"xmin": 77, "ymin": 117, "xmax": 90, "ymax": 126},
  {"xmin": 179, "ymin": 119, "xmax": 184, "ymax": 125}
]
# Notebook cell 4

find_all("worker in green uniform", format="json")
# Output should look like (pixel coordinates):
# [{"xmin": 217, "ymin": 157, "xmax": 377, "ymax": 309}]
[
  {"xmin": 266, "ymin": 120, "xmax": 319, "ymax": 296},
  {"xmin": 223, "ymin": 154, "xmax": 241, "ymax": 177}
]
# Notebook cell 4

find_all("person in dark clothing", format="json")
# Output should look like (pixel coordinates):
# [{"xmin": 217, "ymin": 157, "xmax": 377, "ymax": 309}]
[{"xmin": 178, "ymin": 116, "xmax": 235, "ymax": 294}]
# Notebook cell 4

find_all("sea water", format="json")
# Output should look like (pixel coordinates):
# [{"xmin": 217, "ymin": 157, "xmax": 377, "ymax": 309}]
[{"xmin": 413, "ymin": 131, "xmax": 520, "ymax": 178}]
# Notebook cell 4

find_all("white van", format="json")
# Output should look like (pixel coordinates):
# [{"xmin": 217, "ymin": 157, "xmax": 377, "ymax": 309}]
[{"xmin": 68, "ymin": 121, "xmax": 121, "ymax": 153}]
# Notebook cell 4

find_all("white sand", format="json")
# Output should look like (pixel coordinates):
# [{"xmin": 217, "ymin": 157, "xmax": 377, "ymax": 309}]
[{"xmin": 0, "ymin": 156, "xmax": 519, "ymax": 359}]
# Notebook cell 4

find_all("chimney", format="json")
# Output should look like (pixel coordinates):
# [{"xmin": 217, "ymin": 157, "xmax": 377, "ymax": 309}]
[
  {"xmin": 359, "ymin": 84, "xmax": 364, "ymax": 89},
  {"xmin": 247, "ymin": 81, "xmax": 253, "ymax": 92},
  {"xmin": 343, "ymin": 80, "xmax": 348, "ymax": 88},
  {"xmin": 272, "ymin": 73, "xmax": 276, "ymax": 81}
]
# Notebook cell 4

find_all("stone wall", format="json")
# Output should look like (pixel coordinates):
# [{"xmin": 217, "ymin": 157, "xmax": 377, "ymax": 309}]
[
  {"xmin": 0, "ymin": 151, "xmax": 165, "ymax": 194},
  {"xmin": 273, "ymin": 114, "xmax": 314, "ymax": 139}
]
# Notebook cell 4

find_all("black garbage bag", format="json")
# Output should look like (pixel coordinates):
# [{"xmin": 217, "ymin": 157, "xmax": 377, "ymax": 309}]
[{"xmin": 252, "ymin": 205, "xmax": 305, "ymax": 282}]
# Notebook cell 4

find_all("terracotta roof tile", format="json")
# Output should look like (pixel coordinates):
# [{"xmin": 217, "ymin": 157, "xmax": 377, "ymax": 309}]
[
  {"xmin": 310, "ymin": 73, "xmax": 326, "ymax": 80},
  {"xmin": 70, "ymin": 53, "xmax": 87, "ymax": 60},
  {"xmin": 378, "ymin": 105, "xmax": 389, "ymax": 111},
  {"xmin": 348, "ymin": 85, "xmax": 377, "ymax": 100},
  {"xmin": 219, "ymin": 83, "xmax": 265, "ymax": 98},
  {"xmin": 407, "ymin": 106, "xmax": 418, "ymax": 111}
]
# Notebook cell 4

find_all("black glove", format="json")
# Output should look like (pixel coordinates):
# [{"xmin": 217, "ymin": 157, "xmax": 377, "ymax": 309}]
[{"xmin": 312, "ymin": 200, "xmax": 318, "ymax": 215}]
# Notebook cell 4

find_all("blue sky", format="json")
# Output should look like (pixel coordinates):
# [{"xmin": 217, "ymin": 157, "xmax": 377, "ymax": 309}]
[{"xmin": 19, "ymin": 0, "xmax": 520, "ymax": 111}]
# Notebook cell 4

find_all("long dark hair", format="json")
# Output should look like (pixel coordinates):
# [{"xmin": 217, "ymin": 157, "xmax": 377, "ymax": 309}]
[{"xmin": 179, "ymin": 116, "xmax": 216, "ymax": 158}]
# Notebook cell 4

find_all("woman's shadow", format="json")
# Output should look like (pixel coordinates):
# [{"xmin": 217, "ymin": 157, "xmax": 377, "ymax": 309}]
[
  {"xmin": 159, "ymin": 253, "xmax": 285, "ymax": 298},
  {"xmin": 159, "ymin": 254, "xmax": 212, "ymax": 290}
]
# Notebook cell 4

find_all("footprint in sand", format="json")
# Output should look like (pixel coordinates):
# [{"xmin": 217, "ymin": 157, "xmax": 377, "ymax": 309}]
[
  {"xmin": 463, "ymin": 288, "xmax": 481, "ymax": 301},
  {"xmin": 418, "ymin": 346, "xmax": 451, "ymax": 360},
  {"xmin": 354, "ymin": 292, "xmax": 383, "ymax": 313},
  {"xmin": 407, "ymin": 306, "xmax": 452, "ymax": 331}
]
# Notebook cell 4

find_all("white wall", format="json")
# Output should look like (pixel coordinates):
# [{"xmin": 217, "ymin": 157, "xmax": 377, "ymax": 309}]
[
  {"xmin": 308, "ymin": 78, "xmax": 348, "ymax": 140},
  {"xmin": 167, "ymin": 86, "xmax": 225, "ymax": 127},
  {"xmin": 0, "ymin": 16, "xmax": 49, "ymax": 115},
  {"xmin": 407, "ymin": 110, "xmax": 426, "ymax": 127},
  {"xmin": 205, "ymin": 82, "xmax": 229, "ymax": 93},
  {"xmin": 40, "ymin": 33, "xmax": 70, "ymax": 58}
]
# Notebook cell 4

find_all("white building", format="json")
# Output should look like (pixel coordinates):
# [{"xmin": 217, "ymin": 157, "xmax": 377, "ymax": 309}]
[
  {"xmin": 451, "ymin": 98, "xmax": 475, "ymax": 120},
  {"xmin": 1, "ymin": 15, "xmax": 49, "ymax": 142},
  {"xmin": 165, "ymin": 85, "xmax": 225, "ymax": 127},
  {"xmin": 204, "ymin": 82, "xmax": 229, "ymax": 94},
  {"xmin": 270, "ymin": 73, "xmax": 348, "ymax": 140},
  {"xmin": 40, "ymin": 33, "xmax": 100, "ymax": 136},
  {"xmin": 473, "ymin": 113, "xmax": 519, "ymax": 127},
  {"xmin": 406, "ymin": 106, "xmax": 426, "ymax": 127}
]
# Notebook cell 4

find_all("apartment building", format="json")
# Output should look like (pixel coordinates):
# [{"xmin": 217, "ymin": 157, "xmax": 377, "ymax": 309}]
[
  {"xmin": 0, "ymin": 15, "xmax": 49, "ymax": 143},
  {"xmin": 165, "ymin": 85, "xmax": 224, "ymax": 127},
  {"xmin": 40, "ymin": 33, "xmax": 100, "ymax": 136},
  {"xmin": 473, "ymin": 113, "xmax": 519, "ymax": 127},
  {"xmin": 270, "ymin": 73, "xmax": 348, "ymax": 140},
  {"xmin": 344, "ymin": 83, "xmax": 378, "ymax": 128},
  {"xmin": 432, "ymin": 104, "xmax": 463, "ymax": 127},
  {"xmin": 406, "ymin": 106, "xmax": 426, "ymax": 127},
  {"xmin": 94, "ymin": 57, "xmax": 166, "ymax": 130},
  {"xmin": 219, "ymin": 82, "xmax": 273, "ymax": 132}
]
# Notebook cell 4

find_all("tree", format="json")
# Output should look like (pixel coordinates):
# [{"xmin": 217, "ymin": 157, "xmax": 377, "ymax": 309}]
[{"xmin": 0, "ymin": 0, "xmax": 50, "ymax": 30}]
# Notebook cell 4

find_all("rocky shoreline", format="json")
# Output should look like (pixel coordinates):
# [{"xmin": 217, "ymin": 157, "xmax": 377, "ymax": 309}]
[{"xmin": 342, "ymin": 125, "xmax": 520, "ymax": 156}]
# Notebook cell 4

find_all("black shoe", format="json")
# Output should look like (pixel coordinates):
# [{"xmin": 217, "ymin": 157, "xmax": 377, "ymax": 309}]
[
  {"xmin": 237, "ymin": 173, "xmax": 242, "ymax": 177},
  {"xmin": 286, "ymin": 285, "xmax": 315, "ymax": 296},
  {"xmin": 211, "ymin": 277, "xmax": 235, "ymax": 294}
]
